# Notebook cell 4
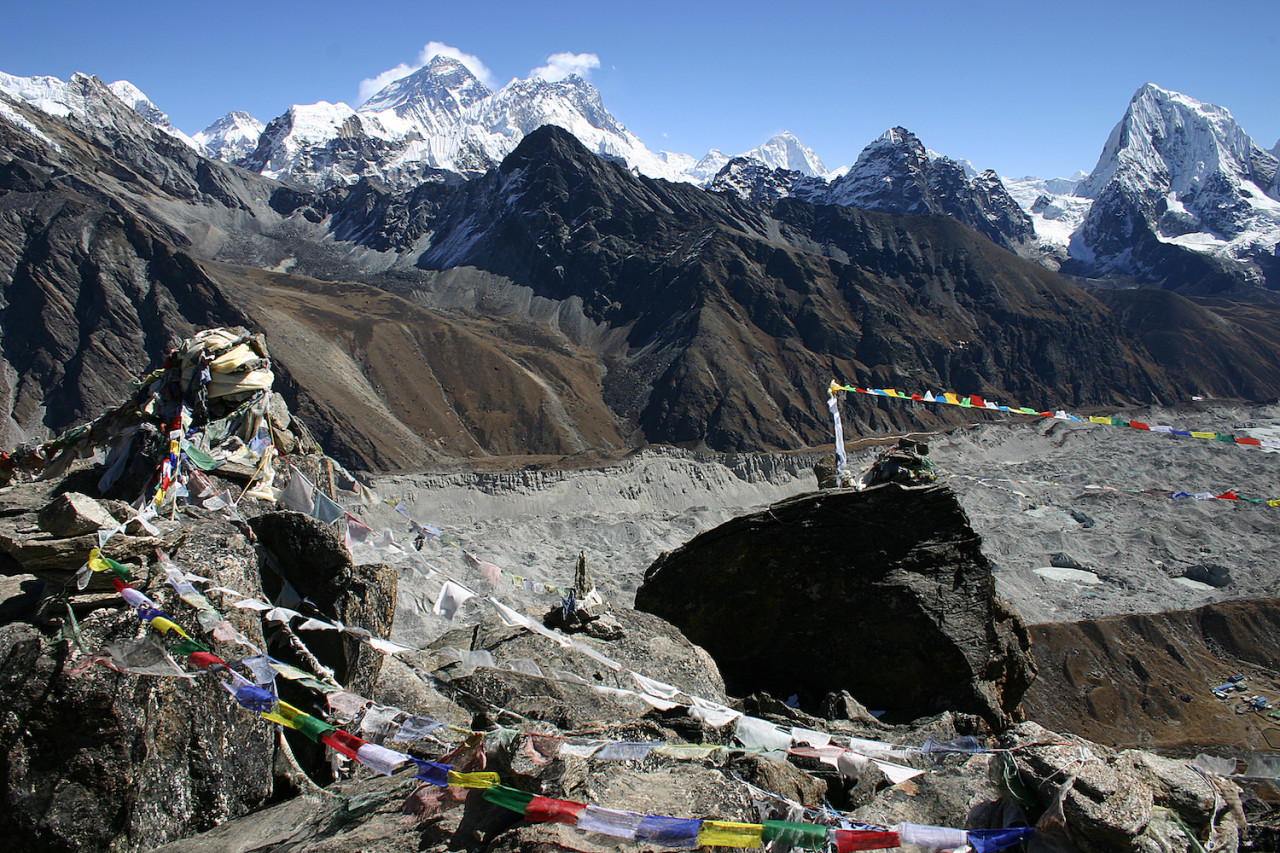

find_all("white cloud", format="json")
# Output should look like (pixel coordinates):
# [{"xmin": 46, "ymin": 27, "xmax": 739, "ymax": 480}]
[
  {"xmin": 529, "ymin": 52, "xmax": 600, "ymax": 83},
  {"xmin": 357, "ymin": 42, "xmax": 496, "ymax": 104}
]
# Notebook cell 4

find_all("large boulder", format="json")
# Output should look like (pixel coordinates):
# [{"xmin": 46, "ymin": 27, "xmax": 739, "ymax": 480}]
[{"xmin": 635, "ymin": 483, "xmax": 1035, "ymax": 730}]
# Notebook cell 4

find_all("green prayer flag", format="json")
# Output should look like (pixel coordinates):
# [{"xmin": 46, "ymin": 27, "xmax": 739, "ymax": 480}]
[
  {"xmin": 762, "ymin": 820, "xmax": 828, "ymax": 849},
  {"xmin": 171, "ymin": 638, "xmax": 210, "ymax": 656},
  {"xmin": 183, "ymin": 444, "xmax": 221, "ymax": 471},
  {"xmin": 292, "ymin": 713, "xmax": 336, "ymax": 743},
  {"xmin": 102, "ymin": 555, "xmax": 131, "ymax": 581},
  {"xmin": 482, "ymin": 784, "xmax": 536, "ymax": 814}
]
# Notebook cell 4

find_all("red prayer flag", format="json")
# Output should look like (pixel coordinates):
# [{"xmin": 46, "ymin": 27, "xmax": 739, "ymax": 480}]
[
  {"xmin": 1236, "ymin": 437, "xmax": 1262, "ymax": 446},
  {"xmin": 1129, "ymin": 421, "xmax": 1150, "ymax": 430},
  {"xmin": 910, "ymin": 394, "xmax": 923, "ymax": 401},
  {"xmin": 1215, "ymin": 491, "xmax": 1240, "ymax": 500},
  {"xmin": 833, "ymin": 829, "xmax": 900, "ymax": 851},
  {"xmin": 187, "ymin": 651, "xmax": 227, "ymax": 670},
  {"xmin": 524, "ymin": 795, "xmax": 587, "ymax": 824},
  {"xmin": 321, "ymin": 729, "xmax": 367, "ymax": 759},
  {"xmin": 969, "ymin": 395, "xmax": 985, "ymax": 408}
]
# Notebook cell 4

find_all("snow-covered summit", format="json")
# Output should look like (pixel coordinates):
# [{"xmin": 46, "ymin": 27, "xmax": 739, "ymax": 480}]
[
  {"xmin": 0, "ymin": 72, "xmax": 200, "ymax": 150},
  {"xmin": 1068, "ymin": 83, "xmax": 1279, "ymax": 286},
  {"xmin": 740, "ymin": 131, "xmax": 828, "ymax": 178},
  {"xmin": 0, "ymin": 71, "xmax": 201, "ymax": 151},
  {"xmin": 105, "ymin": 80, "xmax": 199, "ymax": 149},
  {"xmin": 193, "ymin": 111, "xmax": 265, "ymax": 163},
  {"xmin": 358, "ymin": 55, "xmax": 491, "ymax": 134},
  {"xmin": 1077, "ymin": 83, "xmax": 1273, "ymax": 202},
  {"xmin": 247, "ymin": 61, "xmax": 689, "ymax": 189}
]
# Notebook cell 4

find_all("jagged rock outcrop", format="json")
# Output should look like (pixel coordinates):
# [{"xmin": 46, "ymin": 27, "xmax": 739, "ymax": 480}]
[
  {"xmin": 250, "ymin": 511, "xmax": 397, "ymax": 695},
  {"xmin": 0, "ymin": 511, "xmax": 277, "ymax": 853},
  {"xmin": 635, "ymin": 483, "xmax": 1037, "ymax": 730},
  {"xmin": 826, "ymin": 127, "xmax": 1036, "ymax": 251},
  {"xmin": 708, "ymin": 156, "xmax": 828, "ymax": 203}
]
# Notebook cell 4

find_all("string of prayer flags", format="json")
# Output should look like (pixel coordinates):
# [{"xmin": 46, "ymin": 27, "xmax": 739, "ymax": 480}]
[
  {"xmin": 99, "ymin": 570, "xmax": 1038, "ymax": 853},
  {"xmin": 829, "ymin": 380, "xmax": 1280, "ymax": 451},
  {"xmin": 951, "ymin": 471, "xmax": 1279, "ymax": 508},
  {"xmin": 88, "ymin": 548, "xmax": 131, "ymax": 581}
]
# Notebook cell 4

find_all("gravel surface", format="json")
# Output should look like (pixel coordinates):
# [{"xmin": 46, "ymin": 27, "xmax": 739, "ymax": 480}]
[{"xmin": 357, "ymin": 402, "xmax": 1280, "ymax": 644}]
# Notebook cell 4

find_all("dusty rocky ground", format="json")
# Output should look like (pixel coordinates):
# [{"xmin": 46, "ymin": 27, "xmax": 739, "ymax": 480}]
[{"xmin": 360, "ymin": 400, "xmax": 1280, "ymax": 644}]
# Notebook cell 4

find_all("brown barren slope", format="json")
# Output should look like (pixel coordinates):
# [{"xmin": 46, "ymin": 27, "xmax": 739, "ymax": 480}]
[
  {"xmin": 1023, "ymin": 598, "xmax": 1280, "ymax": 752},
  {"xmin": 207, "ymin": 262, "xmax": 628, "ymax": 472}
]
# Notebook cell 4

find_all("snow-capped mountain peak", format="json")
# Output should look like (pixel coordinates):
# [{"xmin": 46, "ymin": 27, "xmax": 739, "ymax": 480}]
[
  {"xmin": 193, "ymin": 110, "xmax": 265, "ymax": 163},
  {"xmin": 106, "ymin": 79, "xmax": 198, "ymax": 149},
  {"xmin": 358, "ymin": 55, "xmax": 491, "ymax": 127},
  {"xmin": 1067, "ymin": 83, "xmax": 1280, "ymax": 288},
  {"xmin": 741, "ymin": 131, "xmax": 828, "ymax": 178},
  {"xmin": 1077, "ymin": 83, "xmax": 1270, "ymax": 200},
  {"xmin": 685, "ymin": 149, "xmax": 730, "ymax": 184}
]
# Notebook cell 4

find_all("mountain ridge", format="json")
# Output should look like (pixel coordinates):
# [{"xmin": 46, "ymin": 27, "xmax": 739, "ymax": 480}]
[
  {"xmin": 4, "ymin": 79, "xmax": 1280, "ymax": 473},
  {"xmin": 5, "ymin": 68, "xmax": 1278, "ymax": 295}
]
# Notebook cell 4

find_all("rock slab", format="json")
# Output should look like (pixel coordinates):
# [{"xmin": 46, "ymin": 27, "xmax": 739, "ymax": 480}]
[{"xmin": 636, "ymin": 483, "xmax": 1035, "ymax": 729}]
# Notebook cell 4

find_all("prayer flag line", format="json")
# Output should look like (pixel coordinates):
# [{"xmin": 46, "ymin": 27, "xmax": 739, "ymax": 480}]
[
  {"xmin": 88, "ymin": 570, "xmax": 1034, "ymax": 852},
  {"xmin": 829, "ymin": 381, "xmax": 1280, "ymax": 452}
]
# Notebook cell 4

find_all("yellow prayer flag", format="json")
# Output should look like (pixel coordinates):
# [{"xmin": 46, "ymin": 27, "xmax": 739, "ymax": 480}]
[
  {"xmin": 448, "ymin": 770, "xmax": 500, "ymax": 789},
  {"xmin": 1089, "ymin": 416, "xmax": 1110, "ymax": 424},
  {"xmin": 148, "ymin": 616, "xmax": 190, "ymax": 639},
  {"xmin": 943, "ymin": 393, "xmax": 960, "ymax": 406},
  {"xmin": 828, "ymin": 380, "xmax": 843, "ymax": 395},
  {"xmin": 1268, "ymin": 500, "xmax": 1280, "ymax": 507},
  {"xmin": 697, "ymin": 821, "xmax": 765, "ymax": 848},
  {"xmin": 261, "ymin": 711, "xmax": 292, "ymax": 727},
  {"xmin": 1190, "ymin": 432, "xmax": 1216, "ymax": 439},
  {"xmin": 273, "ymin": 700, "xmax": 305, "ymax": 723}
]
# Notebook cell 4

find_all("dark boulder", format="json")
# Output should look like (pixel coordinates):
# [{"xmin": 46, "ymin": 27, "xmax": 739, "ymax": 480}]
[
  {"xmin": 1183, "ymin": 562, "xmax": 1232, "ymax": 588},
  {"xmin": 635, "ymin": 483, "xmax": 1035, "ymax": 730}
]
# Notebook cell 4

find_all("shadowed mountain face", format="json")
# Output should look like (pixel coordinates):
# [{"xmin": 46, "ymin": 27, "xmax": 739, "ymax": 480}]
[{"xmin": 3, "ymin": 92, "xmax": 1280, "ymax": 471}]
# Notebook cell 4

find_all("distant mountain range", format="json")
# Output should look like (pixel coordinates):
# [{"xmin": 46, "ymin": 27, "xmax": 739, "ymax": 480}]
[
  {"xmin": 2, "ymin": 67, "xmax": 1280, "ymax": 470},
  {"xmin": 3, "ymin": 64, "xmax": 1277, "ymax": 294}
]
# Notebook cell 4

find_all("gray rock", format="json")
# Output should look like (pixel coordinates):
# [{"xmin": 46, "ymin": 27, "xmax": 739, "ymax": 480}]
[
  {"xmin": 1000, "ymin": 721, "xmax": 1154, "ymax": 853},
  {"xmin": 249, "ymin": 510, "xmax": 397, "ymax": 696},
  {"xmin": 0, "ymin": 516, "xmax": 275, "ymax": 852},
  {"xmin": 37, "ymin": 492, "xmax": 119, "ymax": 538}
]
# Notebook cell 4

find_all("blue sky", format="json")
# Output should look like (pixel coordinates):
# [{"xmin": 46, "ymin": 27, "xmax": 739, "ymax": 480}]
[{"xmin": 3, "ymin": 0, "xmax": 1276, "ymax": 179}]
